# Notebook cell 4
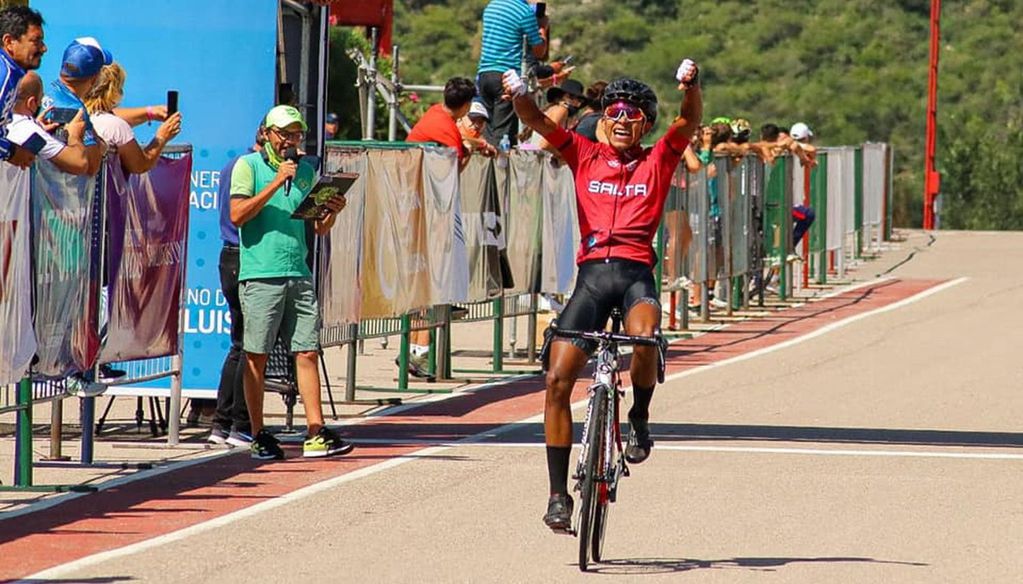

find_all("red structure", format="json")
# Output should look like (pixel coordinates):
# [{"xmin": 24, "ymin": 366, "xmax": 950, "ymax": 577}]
[
  {"xmin": 329, "ymin": 0, "xmax": 394, "ymax": 52},
  {"xmin": 923, "ymin": 0, "xmax": 941, "ymax": 229}
]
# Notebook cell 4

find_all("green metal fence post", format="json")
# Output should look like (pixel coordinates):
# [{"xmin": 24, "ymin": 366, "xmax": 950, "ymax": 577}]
[
  {"xmin": 492, "ymin": 297, "xmax": 504, "ymax": 372},
  {"xmin": 810, "ymin": 152, "xmax": 829, "ymax": 284},
  {"xmin": 398, "ymin": 314, "xmax": 411, "ymax": 390},
  {"xmin": 15, "ymin": 377, "xmax": 32, "ymax": 487},
  {"xmin": 427, "ymin": 316, "xmax": 437, "ymax": 377}
]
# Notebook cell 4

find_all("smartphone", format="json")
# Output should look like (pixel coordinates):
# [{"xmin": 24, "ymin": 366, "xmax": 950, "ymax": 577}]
[
  {"xmin": 47, "ymin": 107, "xmax": 78, "ymax": 125},
  {"xmin": 167, "ymin": 90, "xmax": 178, "ymax": 116},
  {"xmin": 535, "ymin": 1, "xmax": 546, "ymax": 19},
  {"xmin": 561, "ymin": 55, "xmax": 574, "ymax": 66},
  {"xmin": 22, "ymin": 132, "xmax": 46, "ymax": 155}
]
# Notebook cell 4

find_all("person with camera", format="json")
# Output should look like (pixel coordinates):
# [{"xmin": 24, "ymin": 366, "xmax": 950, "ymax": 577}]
[
  {"xmin": 0, "ymin": 6, "xmax": 46, "ymax": 169},
  {"xmin": 42, "ymin": 37, "xmax": 111, "ymax": 175},
  {"xmin": 83, "ymin": 63, "xmax": 181, "ymax": 174},
  {"xmin": 229, "ymin": 105, "xmax": 353, "ymax": 460},
  {"xmin": 6, "ymin": 72, "xmax": 89, "ymax": 175},
  {"xmin": 504, "ymin": 57, "xmax": 702, "ymax": 531}
]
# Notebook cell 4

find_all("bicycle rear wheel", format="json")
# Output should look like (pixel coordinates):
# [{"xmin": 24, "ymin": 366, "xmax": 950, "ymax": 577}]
[{"xmin": 578, "ymin": 387, "xmax": 608, "ymax": 572}]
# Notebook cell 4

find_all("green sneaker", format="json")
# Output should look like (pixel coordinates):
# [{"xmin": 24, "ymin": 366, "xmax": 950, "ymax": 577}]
[{"xmin": 303, "ymin": 426, "xmax": 355, "ymax": 458}]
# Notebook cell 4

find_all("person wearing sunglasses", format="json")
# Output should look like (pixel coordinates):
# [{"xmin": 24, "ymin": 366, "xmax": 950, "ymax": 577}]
[
  {"xmin": 503, "ymin": 58, "xmax": 702, "ymax": 532},
  {"xmin": 229, "ymin": 105, "xmax": 354, "ymax": 461}
]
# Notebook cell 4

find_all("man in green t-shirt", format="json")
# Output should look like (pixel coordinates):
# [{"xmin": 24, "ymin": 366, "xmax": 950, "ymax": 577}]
[{"xmin": 229, "ymin": 104, "xmax": 352, "ymax": 460}]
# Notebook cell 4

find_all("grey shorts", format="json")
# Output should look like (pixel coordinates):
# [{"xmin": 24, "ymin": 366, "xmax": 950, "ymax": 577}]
[{"xmin": 239, "ymin": 276, "xmax": 320, "ymax": 354}]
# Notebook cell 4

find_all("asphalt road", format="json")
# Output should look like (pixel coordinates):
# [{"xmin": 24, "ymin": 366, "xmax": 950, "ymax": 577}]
[{"xmin": 14, "ymin": 230, "xmax": 1023, "ymax": 583}]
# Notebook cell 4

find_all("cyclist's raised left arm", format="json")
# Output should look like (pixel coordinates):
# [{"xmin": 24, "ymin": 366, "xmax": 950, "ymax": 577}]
[{"xmin": 665, "ymin": 58, "xmax": 703, "ymax": 153}]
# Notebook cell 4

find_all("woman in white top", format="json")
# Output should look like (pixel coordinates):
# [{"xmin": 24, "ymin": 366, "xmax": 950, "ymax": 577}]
[{"xmin": 83, "ymin": 62, "xmax": 182, "ymax": 173}]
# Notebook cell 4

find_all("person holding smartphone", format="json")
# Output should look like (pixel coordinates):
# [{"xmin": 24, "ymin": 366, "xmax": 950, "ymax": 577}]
[
  {"xmin": 41, "ymin": 37, "xmax": 112, "ymax": 175},
  {"xmin": 6, "ymin": 71, "xmax": 89, "ymax": 174},
  {"xmin": 83, "ymin": 63, "xmax": 181, "ymax": 174}
]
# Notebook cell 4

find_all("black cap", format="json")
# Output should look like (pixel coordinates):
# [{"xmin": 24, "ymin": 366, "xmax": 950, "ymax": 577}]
[{"xmin": 546, "ymin": 79, "xmax": 586, "ymax": 104}]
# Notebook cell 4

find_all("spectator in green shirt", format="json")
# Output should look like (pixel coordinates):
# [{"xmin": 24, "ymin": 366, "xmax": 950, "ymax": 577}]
[{"xmin": 228, "ymin": 104, "xmax": 353, "ymax": 460}]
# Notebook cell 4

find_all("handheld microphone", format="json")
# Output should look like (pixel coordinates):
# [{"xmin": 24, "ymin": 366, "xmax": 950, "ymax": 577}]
[{"xmin": 283, "ymin": 147, "xmax": 300, "ymax": 196}]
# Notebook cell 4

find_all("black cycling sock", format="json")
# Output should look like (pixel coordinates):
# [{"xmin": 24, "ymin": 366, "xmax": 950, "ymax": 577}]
[
  {"xmin": 546, "ymin": 445, "xmax": 571, "ymax": 495},
  {"xmin": 629, "ymin": 384, "xmax": 655, "ymax": 421}
]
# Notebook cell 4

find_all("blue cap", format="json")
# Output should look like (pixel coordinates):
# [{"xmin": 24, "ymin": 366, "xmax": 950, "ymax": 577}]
[
  {"xmin": 326, "ymin": 112, "xmax": 339, "ymax": 124},
  {"xmin": 60, "ymin": 37, "xmax": 113, "ymax": 79}
]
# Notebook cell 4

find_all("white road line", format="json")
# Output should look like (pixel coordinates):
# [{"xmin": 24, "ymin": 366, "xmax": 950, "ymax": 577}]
[
  {"xmin": 18, "ymin": 447, "xmax": 450, "ymax": 582},
  {"xmin": 345, "ymin": 439, "xmax": 1023, "ymax": 461},
  {"xmin": 0, "ymin": 448, "xmax": 238, "ymax": 523},
  {"xmin": 19, "ymin": 276, "xmax": 966, "ymax": 580},
  {"xmin": 656, "ymin": 276, "xmax": 968, "ymax": 383}
]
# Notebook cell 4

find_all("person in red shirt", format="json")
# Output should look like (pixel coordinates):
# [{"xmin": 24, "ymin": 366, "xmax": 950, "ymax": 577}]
[
  {"xmin": 407, "ymin": 76, "xmax": 476, "ymax": 167},
  {"xmin": 504, "ymin": 58, "xmax": 702, "ymax": 531},
  {"xmin": 403, "ymin": 77, "xmax": 477, "ymax": 379}
]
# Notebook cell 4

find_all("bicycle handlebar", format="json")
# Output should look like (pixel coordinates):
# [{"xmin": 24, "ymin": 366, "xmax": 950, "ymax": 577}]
[{"xmin": 551, "ymin": 324, "xmax": 662, "ymax": 347}]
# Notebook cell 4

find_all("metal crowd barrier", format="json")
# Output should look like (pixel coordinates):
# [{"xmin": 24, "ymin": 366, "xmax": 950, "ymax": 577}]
[
  {"xmin": 308, "ymin": 140, "xmax": 892, "ymax": 404},
  {"xmin": 3, "ymin": 146, "xmax": 192, "ymax": 490}
]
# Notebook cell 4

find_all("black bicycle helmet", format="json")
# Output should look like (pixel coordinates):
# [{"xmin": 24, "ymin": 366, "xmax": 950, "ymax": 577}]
[{"xmin": 601, "ymin": 78, "xmax": 658, "ymax": 124}]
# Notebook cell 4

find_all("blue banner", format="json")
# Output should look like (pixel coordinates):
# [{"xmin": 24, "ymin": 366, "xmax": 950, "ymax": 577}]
[{"xmin": 35, "ymin": 0, "xmax": 279, "ymax": 393}]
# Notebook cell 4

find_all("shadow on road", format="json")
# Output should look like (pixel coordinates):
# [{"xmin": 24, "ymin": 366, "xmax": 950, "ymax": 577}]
[
  {"xmin": 588, "ymin": 555, "xmax": 928, "ymax": 575},
  {"xmin": 364, "ymin": 420, "xmax": 1023, "ymax": 450}
]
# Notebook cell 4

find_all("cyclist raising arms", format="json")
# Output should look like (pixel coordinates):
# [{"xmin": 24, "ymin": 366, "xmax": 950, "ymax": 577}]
[{"xmin": 503, "ymin": 58, "xmax": 702, "ymax": 531}]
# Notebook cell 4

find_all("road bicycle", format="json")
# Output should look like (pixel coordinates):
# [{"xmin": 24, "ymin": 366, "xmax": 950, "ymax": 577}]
[{"xmin": 545, "ymin": 309, "xmax": 666, "ymax": 571}]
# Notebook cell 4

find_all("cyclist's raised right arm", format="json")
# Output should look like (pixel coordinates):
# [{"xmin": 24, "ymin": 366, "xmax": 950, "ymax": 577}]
[{"xmin": 503, "ymin": 70, "xmax": 560, "ymax": 139}]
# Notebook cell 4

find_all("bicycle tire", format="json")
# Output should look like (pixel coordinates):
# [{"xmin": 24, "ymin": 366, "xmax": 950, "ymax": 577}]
[
  {"xmin": 591, "ymin": 391, "xmax": 615, "ymax": 562},
  {"xmin": 578, "ymin": 386, "xmax": 608, "ymax": 572}
]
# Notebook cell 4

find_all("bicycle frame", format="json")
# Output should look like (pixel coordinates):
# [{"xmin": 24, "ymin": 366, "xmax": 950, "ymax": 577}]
[
  {"xmin": 545, "ymin": 312, "xmax": 666, "ymax": 570},
  {"xmin": 574, "ymin": 337, "xmax": 627, "ymax": 502}
]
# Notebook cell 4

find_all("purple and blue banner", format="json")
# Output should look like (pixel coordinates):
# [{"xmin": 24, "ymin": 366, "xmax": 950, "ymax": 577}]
[
  {"xmin": 35, "ymin": 0, "xmax": 279, "ymax": 393},
  {"xmin": 102, "ymin": 154, "xmax": 192, "ymax": 363}
]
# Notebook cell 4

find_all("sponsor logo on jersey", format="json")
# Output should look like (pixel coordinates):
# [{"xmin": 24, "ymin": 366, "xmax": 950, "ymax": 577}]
[{"xmin": 587, "ymin": 180, "xmax": 649, "ymax": 198}]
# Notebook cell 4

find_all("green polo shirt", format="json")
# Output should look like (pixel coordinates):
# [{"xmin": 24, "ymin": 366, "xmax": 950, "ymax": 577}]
[{"xmin": 231, "ymin": 151, "xmax": 313, "ymax": 281}]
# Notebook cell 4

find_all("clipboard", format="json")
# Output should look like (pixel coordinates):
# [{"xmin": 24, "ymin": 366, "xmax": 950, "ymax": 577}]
[{"xmin": 291, "ymin": 173, "xmax": 358, "ymax": 220}]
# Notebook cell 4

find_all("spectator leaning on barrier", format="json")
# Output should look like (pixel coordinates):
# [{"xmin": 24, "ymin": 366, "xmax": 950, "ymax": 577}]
[
  {"xmin": 0, "ymin": 5, "xmax": 46, "ymax": 169},
  {"xmin": 205, "ymin": 123, "xmax": 267, "ymax": 448},
  {"xmin": 83, "ymin": 63, "xmax": 182, "ymax": 173},
  {"xmin": 476, "ymin": 0, "xmax": 547, "ymax": 147},
  {"xmin": 229, "ymin": 104, "xmax": 353, "ymax": 460},
  {"xmin": 402, "ymin": 77, "xmax": 477, "ymax": 380},
  {"xmin": 41, "ymin": 37, "xmax": 110, "ymax": 175},
  {"xmin": 457, "ymin": 98, "xmax": 498, "ymax": 157},
  {"xmin": 524, "ymin": 78, "xmax": 585, "ymax": 154},
  {"xmin": 789, "ymin": 121, "xmax": 817, "ymax": 247},
  {"xmin": 6, "ymin": 71, "xmax": 88, "ymax": 174},
  {"xmin": 505, "ymin": 57, "xmax": 702, "ymax": 531}
]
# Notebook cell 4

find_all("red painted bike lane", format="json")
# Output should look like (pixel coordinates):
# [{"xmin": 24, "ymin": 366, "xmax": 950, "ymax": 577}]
[{"xmin": 0, "ymin": 278, "xmax": 944, "ymax": 580}]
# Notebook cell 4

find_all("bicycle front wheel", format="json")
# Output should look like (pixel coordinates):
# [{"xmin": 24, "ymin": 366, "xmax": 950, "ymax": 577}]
[
  {"xmin": 591, "ymin": 390, "xmax": 616, "ymax": 562},
  {"xmin": 578, "ymin": 386, "xmax": 608, "ymax": 572}
]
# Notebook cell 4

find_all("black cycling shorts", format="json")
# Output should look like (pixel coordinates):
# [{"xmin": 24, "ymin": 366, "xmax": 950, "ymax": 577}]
[{"xmin": 556, "ymin": 258, "xmax": 660, "ymax": 355}]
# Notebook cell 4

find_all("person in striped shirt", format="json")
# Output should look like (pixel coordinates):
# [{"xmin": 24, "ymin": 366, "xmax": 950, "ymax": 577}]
[{"xmin": 476, "ymin": 0, "xmax": 547, "ymax": 148}]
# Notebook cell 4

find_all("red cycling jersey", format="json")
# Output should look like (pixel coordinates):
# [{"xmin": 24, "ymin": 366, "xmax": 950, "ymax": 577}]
[{"xmin": 546, "ymin": 126, "xmax": 687, "ymax": 267}]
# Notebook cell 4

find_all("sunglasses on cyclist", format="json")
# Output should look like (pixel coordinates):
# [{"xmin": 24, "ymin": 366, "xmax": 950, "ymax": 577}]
[{"xmin": 603, "ymin": 101, "xmax": 646, "ymax": 123}]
